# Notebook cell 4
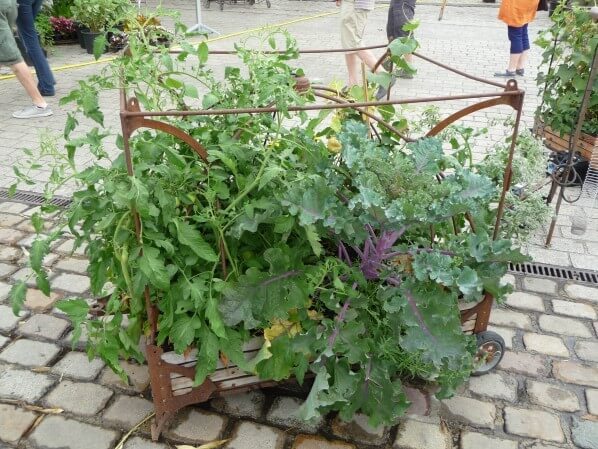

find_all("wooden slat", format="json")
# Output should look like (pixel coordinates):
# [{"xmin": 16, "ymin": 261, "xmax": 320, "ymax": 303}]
[{"xmin": 160, "ymin": 337, "xmax": 264, "ymax": 366}]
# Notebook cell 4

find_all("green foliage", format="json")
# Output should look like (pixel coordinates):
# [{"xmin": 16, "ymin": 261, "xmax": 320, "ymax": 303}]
[
  {"xmin": 35, "ymin": 9, "xmax": 54, "ymax": 49},
  {"xmin": 10, "ymin": 23, "xmax": 526, "ymax": 426},
  {"xmin": 536, "ymin": 3, "xmax": 598, "ymax": 136},
  {"xmin": 51, "ymin": 0, "xmax": 76, "ymax": 18},
  {"xmin": 71, "ymin": 0, "xmax": 134, "ymax": 32}
]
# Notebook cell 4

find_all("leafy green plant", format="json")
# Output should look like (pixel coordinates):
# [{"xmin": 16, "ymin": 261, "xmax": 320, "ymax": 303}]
[
  {"xmin": 51, "ymin": 0, "xmax": 75, "ymax": 18},
  {"xmin": 10, "ymin": 25, "xmax": 527, "ymax": 426},
  {"xmin": 71, "ymin": 0, "xmax": 133, "ymax": 32},
  {"xmin": 34, "ymin": 8, "xmax": 54, "ymax": 49},
  {"xmin": 536, "ymin": 3, "xmax": 598, "ymax": 137}
]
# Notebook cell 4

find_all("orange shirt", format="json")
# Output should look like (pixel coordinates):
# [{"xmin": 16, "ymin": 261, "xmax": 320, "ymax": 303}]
[{"xmin": 498, "ymin": 0, "xmax": 540, "ymax": 27}]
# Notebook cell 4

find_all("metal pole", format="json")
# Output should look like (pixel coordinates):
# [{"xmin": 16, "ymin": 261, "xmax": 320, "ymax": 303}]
[{"xmin": 187, "ymin": 0, "xmax": 220, "ymax": 35}]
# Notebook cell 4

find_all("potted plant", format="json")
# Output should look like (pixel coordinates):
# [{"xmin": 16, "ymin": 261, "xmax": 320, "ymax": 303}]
[
  {"xmin": 10, "ymin": 30, "xmax": 527, "ymax": 427},
  {"xmin": 50, "ymin": 17, "xmax": 78, "ymax": 44},
  {"xmin": 71, "ymin": 0, "xmax": 133, "ymax": 54},
  {"xmin": 535, "ymin": 3, "xmax": 598, "ymax": 160}
]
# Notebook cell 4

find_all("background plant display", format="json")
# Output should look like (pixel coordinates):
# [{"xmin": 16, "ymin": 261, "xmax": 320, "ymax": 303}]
[
  {"xmin": 10, "ymin": 26, "xmax": 528, "ymax": 426},
  {"xmin": 536, "ymin": 3, "xmax": 598, "ymax": 137}
]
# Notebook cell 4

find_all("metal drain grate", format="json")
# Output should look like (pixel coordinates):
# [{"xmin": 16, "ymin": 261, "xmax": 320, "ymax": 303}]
[
  {"xmin": 0, "ymin": 188, "xmax": 72, "ymax": 208},
  {"xmin": 509, "ymin": 261, "xmax": 598, "ymax": 285}
]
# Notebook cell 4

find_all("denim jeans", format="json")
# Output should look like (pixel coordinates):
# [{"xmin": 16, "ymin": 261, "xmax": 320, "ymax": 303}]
[{"xmin": 16, "ymin": 0, "xmax": 55, "ymax": 94}]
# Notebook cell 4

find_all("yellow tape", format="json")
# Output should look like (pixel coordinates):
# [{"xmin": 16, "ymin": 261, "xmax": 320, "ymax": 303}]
[{"xmin": 0, "ymin": 8, "xmax": 341, "ymax": 81}]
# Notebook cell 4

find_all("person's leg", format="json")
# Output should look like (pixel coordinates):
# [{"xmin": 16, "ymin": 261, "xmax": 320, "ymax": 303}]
[
  {"xmin": 516, "ymin": 24, "xmax": 530, "ymax": 74},
  {"xmin": 495, "ymin": 25, "xmax": 523, "ymax": 76},
  {"xmin": 16, "ymin": 0, "xmax": 55, "ymax": 95},
  {"xmin": 11, "ymin": 61, "xmax": 46, "ymax": 106},
  {"xmin": 345, "ymin": 52, "xmax": 361, "ymax": 85}
]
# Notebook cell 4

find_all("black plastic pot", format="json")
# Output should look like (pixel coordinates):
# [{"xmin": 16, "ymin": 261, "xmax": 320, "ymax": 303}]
[
  {"xmin": 77, "ymin": 26, "xmax": 89, "ymax": 49},
  {"xmin": 82, "ymin": 30, "xmax": 102, "ymax": 55}
]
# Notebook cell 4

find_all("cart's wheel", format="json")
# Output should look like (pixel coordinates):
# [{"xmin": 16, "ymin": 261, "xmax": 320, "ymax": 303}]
[
  {"xmin": 472, "ymin": 331, "xmax": 505, "ymax": 376},
  {"xmin": 266, "ymin": 0, "xmax": 271, "ymax": 7}
]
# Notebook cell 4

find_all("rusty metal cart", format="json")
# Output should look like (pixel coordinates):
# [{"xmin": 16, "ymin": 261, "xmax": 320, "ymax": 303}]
[{"xmin": 116, "ymin": 44, "xmax": 524, "ymax": 440}]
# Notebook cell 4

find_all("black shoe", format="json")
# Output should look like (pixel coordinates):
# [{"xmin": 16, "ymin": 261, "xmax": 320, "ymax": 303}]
[
  {"xmin": 375, "ymin": 75, "xmax": 397, "ymax": 100},
  {"xmin": 515, "ymin": 69, "xmax": 525, "ymax": 76},
  {"xmin": 494, "ymin": 70, "xmax": 517, "ymax": 77},
  {"xmin": 40, "ymin": 91, "xmax": 55, "ymax": 97}
]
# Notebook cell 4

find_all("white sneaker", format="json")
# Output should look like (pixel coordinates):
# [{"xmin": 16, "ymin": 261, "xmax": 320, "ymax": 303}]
[{"xmin": 12, "ymin": 105, "xmax": 53, "ymax": 119}]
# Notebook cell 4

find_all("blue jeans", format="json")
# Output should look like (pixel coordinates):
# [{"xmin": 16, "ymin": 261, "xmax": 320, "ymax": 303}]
[
  {"xmin": 507, "ymin": 24, "xmax": 530, "ymax": 54},
  {"xmin": 16, "ymin": 0, "xmax": 55, "ymax": 94}
]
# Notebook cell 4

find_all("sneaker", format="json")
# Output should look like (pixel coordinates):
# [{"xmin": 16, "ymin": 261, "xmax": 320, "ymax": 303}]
[
  {"xmin": 40, "ymin": 90, "xmax": 56, "ymax": 97},
  {"xmin": 396, "ymin": 69, "xmax": 414, "ymax": 79},
  {"xmin": 515, "ymin": 69, "xmax": 525, "ymax": 76},
  {"xmin": 375, "ymin": 75, "xmax": 397, "ymax": 101},
  {"xmin": 494, "ymin": 70, "xmax": 517, "ymax": 77},
  {"xmin": 12, "ymin": 105, "xmax": 53, "ymax": 119}
]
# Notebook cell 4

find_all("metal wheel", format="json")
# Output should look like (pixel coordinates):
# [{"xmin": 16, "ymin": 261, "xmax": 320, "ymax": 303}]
[
  {"xmin": 471, "ymin": 331, "xmax": 505, "ymax": 376},
  {"xmin": 266, "ymin": 0, "xmax": 271, "ymax": 7}
]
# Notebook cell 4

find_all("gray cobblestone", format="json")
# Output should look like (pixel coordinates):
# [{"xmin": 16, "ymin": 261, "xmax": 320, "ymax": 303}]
[
  {"xmin": 293, "ymin": 435, "xmax": 355, "ymax": 449},
  {"xmin": 523, "ymin": 333, "xmax": 569, "ymax": 358},
  {"xmin": 565, "ymin": 284, "xmax": 598, "ymax": 303},
  {"xmin": 0, "ymin": 335, "xmax": 7, "ymax": 349},
  {"xmin": 0, "ymin": 338, "xmax": 60, "ymax": 367},
  {"xmin": 522, "ymin": 277, "xmax": 557, "ymax": 294},
  {"xmin": 552, "ymin": 299, "xmax": 597, "ymax": 320},
  {"xmin": 571, "ymin": 418, "xmax": 598, "ymax": 449},
  {"xmin": 468, "ymin": 372, "xmax": 517, "ymax": 402},
  {"xmin": 505, "ymin": 291, "xmax": 544, "ymax": 312},
  {"xmin": 553, "ymin": 361, "xmax": 598, "ymax": 388},
  {"xmin": 0, "ymin": 213, "xmax": 24, "ymax": 228},
  {"xmin": 267, "ymin": 396, "xmax": 323, "ymax": 433},
  {"xmin": 18, "ymin": 314, "xmax": 70, "ymax": 340},
  {"xmin": 0, "ymin": 281, "xmax": 10, "ymax": 301},
  {"xmin": 574, "ymin": 341, "xmax": 598, "ymax": 362},
  {"xmin": 99, "ymin": 361, "xmax": 149, "ymax": 393},
  {"xmin": 0, "ymin": 404, "xmax": 37, "ymax": 444},
  {"xmin": 586, "ymin": 389, "xmax": 598, "ymax": 415},
  {"xmin": 52, "ymin": 351, "xmax": 105, "ymax": 381},
  {"xmin": 23, "ymin": 289, "xmax": 61, "ymax": 311},
  {"xmin": 504, "ymin": 407, "xmax": 564, "ymax": 442},
  {"xmin": 526, "ymin": 380, "xmax": 580, "ymax": 412},
  {"xmin": 165, "ymin": 409, "xmax": 226, "ymax": 444},
  {"xmin": 28, "ymin": 415, "xmax": 119, "ymax": 449},
  {"xmin": 55, "ymin": 239, "xmax": 87, "ymax": 256},
  {"xmin": 0, "ymin": 366, "xmax": 55, "ymax": 401},
  {"xmin": 54, "ymin": 257, "xmax": 89, "ymax": 274},
  {"xmin": 211, "ymin": 390, "xmax": 264, "ymax": 419},
  {"xmin": 394, "ymin": 419, "xmax": 451, "ymax": 449},
  {"xmin": 459, "ymin": 431, "xmax": 518, "ymax": 449},
  {"xmin": 227, "ymin": 422, "xmax": 285, "ymax": 449},
  {"xmin": 0, "ymin": 202, "xmax": 28, "ymax": 214},
  {"xmin": 571, "ymin": 254, "xmax": 598, "ymax": 271},
  {"xmin": 499, "ymin": 351, "xmax": 550, "ymax": 377},
  {"xmin": 538, "ymin": 315, "xmax": 592, "ymax": 338},
  {"xmin": 45, "ymin": 380, "xmax": 113, "ymax": 416},
  {"xmin": 0, "ymin": 263, "xmax": 17, "ymax": 278},
  {"xmin": 123, "ymin": 436, "xmax": 169, "ymax": 449},
  {"xmin": 103, "ymin": 395, "xmax": 154, "ymax": 429},
  {"xmin": 440, "ymin": 396, "xmax": 496, "ymax": 429},
  {"xmin": 0, "ymin": 304, "xmax": 28, "ymax": 332},
  {"xmin": 51, "ymin": 273, "xmax": 90, "ymax": 294},
  {"xmin": 487, "ymin": 326, "xmax": 515, "ymax": 349},
  {"xmin": 332, "ymin": 413, "xmax": 388, "ymax": 445},
  {"xmin": 488, "ymin": 309, "xmax": 532, "ymax": 330},
  {"xmin": 0, "ymin": 246, "xmax": 21, "ymax": 263}
]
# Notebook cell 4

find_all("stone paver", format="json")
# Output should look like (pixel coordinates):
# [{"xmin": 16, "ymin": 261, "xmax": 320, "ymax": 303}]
[
  {"xmin": 499, "ymin": 351, "xmax": 550, "ymax": 377},
  {"xmin": 0, "ymin": 246, "xmax": 21, "ymax": 263},
  {"xmin": 505, "ymin": 291, "xmax": 544, "ymax": 312},
  {"xmin": 0, "ymin": 281, "xmax": 10, "ymax": 301},
  {"xmin": 575, "ymin": 340, "xmax": 598, "ymax": 362},
  {"xmin": 0, "ymin": 304, "xmax": 28, "ymax": 332},
  {"xmin": 53, "ymin": 257, "xmax": 89, "ymax": 274},
  {"xmin": 553, "ymin": 361, "xmax": 598, "ymax": 388},
  {"xmin": 24, "ymin": 289, "xmax": 61, "ymax": 311},
  {"xmin": 488, "ymin": 309, "xmax": 532, "ymax": 330},
  {"xmin": 467, "ymin": 372, "xmax": 518, "ymax": 402},
  {"xmin": 394, "ymin": 419, "xmax": 451, "ymax": 449},
  {"xmin": 504, "ymin": 407, "xmax": 564, "ymax": 442},
  {"xmin": 45, "ymin": 380, "xmax": 113, "ymax": 415},
  {"xmin": 293, "ymin": 435, "xmax": 355, "ymax": 449},
  {"xmin": 267, "ymin": 396, "xmax": 323, "ymax": 433},
  {"xmin": 166, "ymin": 409, "xmax": 226, "ymax": 444},
  {"xmin": 538, "ymin": 315, "xmax": 592, "ymax": 338},
  {"xmin": 18, "ymin": 313, "xmax": 70, "ymax": 340},
  {"xmin": 552, "ymin": 299, "xmax": 597, "ymax": 320},
  {"xmin": 587, "ymin": 389, "xmax": 598, "ymax": 415},
  {"xmin": 28, "ymin": 415, "xmax": 119, "ymax": 449},
  {"xmin": 523, "ymin": 333, "xmax": 569, "ymax": 358},
  {"xmin": 526, "ymin": 380, "xmax": 580, "ymax": 412},
  {"xmin": 0, "ymin": 338, "xmax": 61, "ymax": 367},
  {"xmin": 487, "ymin": 326, "xmax": 515, "ymax": 349},
  {"xmin": 460, "ymin": 431, "xmax": 518, "ymax": 449},
  {"xmin": 103, "ymin": 395, "xmax": 154, "ymax": 429},
  {"xmin": 211, "ymin": 390, "xmax": 264, "ymax": 419},
  {"xmin": 522, "ymin": 277, "xmax": 557, "ymax": 294},
  {"xmin": 52, "ymin": 351, "xmax": 105, "ymax": 380},
  {"xmin": 0, "ymin": 366, "xmax": 55, "ymax": 401},
  {"xmin": 50, "ymin": 273, "xmax": 90, "ymax": 294},
  {"xmin": 123, "ymin": 436, "xmax": 169, "ymax": 449},
  {"xmin": 440, "ymin": 396, "xmax": 495, "ymax": 429},
  {"xmin": 331, "ymin": 413, "xmax": 388, "ymax": 445},
  {"xmin": 571, "ymin": 418, "xmax": 598, "ymax": 449},
  {"xmin": 99, "ymin": 360, "xmax": 150, "ymax": 393},
  {"xmin": 565, "ymin": 284, "xmax": 598, "ymax": 303},
  {"xmin": 0, "ymin": 404, "xmax": 37, "ymax": 444},
  {"xmin": 227, "ymin": 422, "xmax": 285, "ymax": 449},
  {"xmin": 0, "ymin": 335, "xmax": 7, "ymax": 349}
]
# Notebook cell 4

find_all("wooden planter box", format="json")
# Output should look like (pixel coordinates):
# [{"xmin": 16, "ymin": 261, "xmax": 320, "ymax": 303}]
[{"xmin": 534, "ymin": 119, "xmax": 597, "ymax": 163}]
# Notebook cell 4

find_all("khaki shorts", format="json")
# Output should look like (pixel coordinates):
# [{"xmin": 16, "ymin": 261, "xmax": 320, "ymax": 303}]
[
  {"xmin": 0, "ymin": 0, "xmax": 21, "ymax": 66},
  {"xmin": 340, "ymin": 0, "xmax": 369, "ymax": 51}
]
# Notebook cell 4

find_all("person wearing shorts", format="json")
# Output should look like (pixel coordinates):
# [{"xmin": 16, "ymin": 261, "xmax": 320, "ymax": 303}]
[
  {"xmin": 0, "ymin": 0, "xmax": 52, "ymax": 118},
  {"xmin": 495, "ymin": 0, "xmax": 540, "ymax": 77},
  {"xmin": 386, "ymin": 0, "xmax": 416, "ymax": 78},
  {"xmin": 338, "ymin": 0, "xmax": 392, "ymax": 99}
]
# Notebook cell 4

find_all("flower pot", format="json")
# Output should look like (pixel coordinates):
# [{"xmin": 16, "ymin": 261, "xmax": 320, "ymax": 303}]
[
  {"xmin": 77, "ymin": 26, "xmax": 89, "ymax": 49},
  {"xmin": 534, "ymin": 118, "xmax": 597, "ymax": 164},
  {"xmin": 82, "ymin": 30, "xmax": 103, "ymax": 55}
]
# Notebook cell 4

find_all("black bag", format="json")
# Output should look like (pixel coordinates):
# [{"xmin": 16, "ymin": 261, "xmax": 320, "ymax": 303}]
[{"xmin": 538, "ymin": 0, "xmax": 549, "ymax": 11}]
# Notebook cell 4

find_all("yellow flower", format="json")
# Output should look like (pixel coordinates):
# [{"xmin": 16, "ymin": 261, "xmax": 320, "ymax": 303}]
[{"xmin": 327, "ymin": 137, "xmax": 341, "ymax": 154}]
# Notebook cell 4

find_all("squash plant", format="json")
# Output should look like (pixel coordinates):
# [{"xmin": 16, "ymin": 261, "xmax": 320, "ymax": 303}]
[{"xmin": 10, "ymin": 27, "xmax": 526, "ymax": 426}]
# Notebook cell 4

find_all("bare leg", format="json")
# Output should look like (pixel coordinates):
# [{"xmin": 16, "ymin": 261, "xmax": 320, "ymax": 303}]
[
  {"xmin": 345, "ymin": 52, "xmax": 362, "ymax": 86},
  {"xmin": 516, "ymin": 50, "xmax": 529, "ymax": 70},
  {"xmin": 507, "ymin": 53, "xmax": 520, "ymax": 72},
  {"xmin": 11, "ymin": 62, "xmax": 46, "ymax": 107},
  {"xmin": 357, "ymin": 49, "xmax": 383, "ymax": 72}
]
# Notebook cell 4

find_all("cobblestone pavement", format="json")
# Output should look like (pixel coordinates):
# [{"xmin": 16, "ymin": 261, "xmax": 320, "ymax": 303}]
[{"xmin": 0, "ymin": 199, "xmax": 598, "ymax": 449}]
